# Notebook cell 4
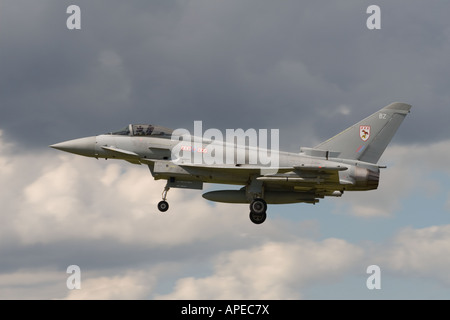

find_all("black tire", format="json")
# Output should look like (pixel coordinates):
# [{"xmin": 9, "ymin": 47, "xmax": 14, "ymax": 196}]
[
  {"xmin": 157, "ymin": 200, "xmax": 169, "ymax": 212},
  {"xmin": 249, "ymin": 211, "xmax": 267, "ymax": 224},
  {"xmin": 249, "ymin": 198, "xmax": 267, "ymax": 214}
]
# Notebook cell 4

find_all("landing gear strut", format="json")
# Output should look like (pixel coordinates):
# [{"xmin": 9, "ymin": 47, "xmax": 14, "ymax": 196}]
[
  {"xmin": 249, "ymin": 198, "xmax": 267, "ymax": 224},
  {"xmin": 157, "ymin": 185, "xmax": 170, "ymax": 212}
]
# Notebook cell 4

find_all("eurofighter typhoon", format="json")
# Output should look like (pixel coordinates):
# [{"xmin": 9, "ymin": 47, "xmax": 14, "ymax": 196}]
[{"xmin": 50, "ymin": 102, "xmax": 411, "ymax": 224}]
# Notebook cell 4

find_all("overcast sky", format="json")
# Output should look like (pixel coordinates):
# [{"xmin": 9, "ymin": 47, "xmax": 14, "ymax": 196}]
[{"xmin": 2, "ymin": 0, "xmax": 450, "ymax": 300}]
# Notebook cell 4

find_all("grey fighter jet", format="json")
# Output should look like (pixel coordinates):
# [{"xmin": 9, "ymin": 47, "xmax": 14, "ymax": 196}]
[{"xmin": 50, "ymin": 102, "xmax": 411, "ymax": 224}]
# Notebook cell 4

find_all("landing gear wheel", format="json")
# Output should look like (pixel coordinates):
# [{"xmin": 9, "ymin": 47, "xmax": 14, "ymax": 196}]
[
  {"xmin": 157, "ymin": 183, "xmax": 171, "ymax": 212},
  {"xmin": 249, "ymin": 198, "xmax": 267, "ymax": 224},
  {"xmin": 249, "ymin": 211, "xmax": 267, "ymax": 224},
  {"xmin": 249, "ymin": 198, "xmax": 267, "ymax": 214},
  {"xmin": 157, "ymin": 200, "xmax": 169, "ymax": 212}
]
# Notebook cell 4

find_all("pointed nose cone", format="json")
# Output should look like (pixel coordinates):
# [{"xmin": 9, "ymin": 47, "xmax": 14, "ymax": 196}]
[{"xmin": 50, "ymin": 136, "xmax": 96, "ymax": 157}]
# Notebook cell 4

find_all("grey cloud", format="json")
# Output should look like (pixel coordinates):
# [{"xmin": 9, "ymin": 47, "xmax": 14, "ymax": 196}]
[{"xmin": 2, "ymin": 1, "xmax": 450, "ymax": 152}]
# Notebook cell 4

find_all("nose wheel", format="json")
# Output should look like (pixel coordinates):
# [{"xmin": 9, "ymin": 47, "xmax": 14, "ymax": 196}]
[
  {"xmin": 249, "ymin": 198, "xmax": 267, "ymax": 224},
  {"xmin": 157, "ymin": 200, "xmax": 169, "ymax": 212},
  {"xmin": 157, "ymin": 185, "xmax": 170, "ymax": 212}
]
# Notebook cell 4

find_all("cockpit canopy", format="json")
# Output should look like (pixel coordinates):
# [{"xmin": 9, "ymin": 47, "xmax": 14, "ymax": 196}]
[{"xmin": 110, "ymin": 124, "xmax": 173, "ymax": 137}]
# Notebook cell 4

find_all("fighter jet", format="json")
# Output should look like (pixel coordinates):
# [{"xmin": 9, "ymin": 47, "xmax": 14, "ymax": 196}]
[{"xmin": 50, "ymin": 102, "xmax": 411, "ymax": 224}]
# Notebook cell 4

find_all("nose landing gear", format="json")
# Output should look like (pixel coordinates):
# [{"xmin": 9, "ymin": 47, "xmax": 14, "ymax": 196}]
[{"xmin": 157, "ymin": 185, "xmax": 170, "ymax": 212}]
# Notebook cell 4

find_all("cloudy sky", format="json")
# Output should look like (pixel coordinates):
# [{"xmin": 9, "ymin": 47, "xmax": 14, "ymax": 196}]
[{"xmin": 1, "ymin": 0, "xmax": 450, "ymax": 300}]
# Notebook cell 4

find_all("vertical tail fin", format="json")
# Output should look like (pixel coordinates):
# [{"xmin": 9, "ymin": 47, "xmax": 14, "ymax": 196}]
[{"xmin": 315, "ymin": 102, "xmax": 411, "ymax": 164}]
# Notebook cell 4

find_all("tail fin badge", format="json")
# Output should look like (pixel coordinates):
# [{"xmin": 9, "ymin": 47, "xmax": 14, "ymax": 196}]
[{"xmin": 360, "ymin": 125, "xmax": 371, "ymax": 141}]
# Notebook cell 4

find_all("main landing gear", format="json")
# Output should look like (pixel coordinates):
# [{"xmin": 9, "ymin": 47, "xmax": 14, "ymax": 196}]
[
  {"xmin": 157, "ymin": 185, "xmax": 170, "ymax": 212},
  {"xmin": 249, "ymin": 198, "xmax": 267, "ymax": 224},
  {"xmin": 246, "ymin": 177, "xmax": 268, "ymax": 224}
]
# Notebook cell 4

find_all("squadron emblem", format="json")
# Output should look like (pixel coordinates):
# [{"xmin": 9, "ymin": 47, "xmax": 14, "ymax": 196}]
[{"xmin": 360, "ymin": 125, "xmax": 370, "ymax": 141}]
